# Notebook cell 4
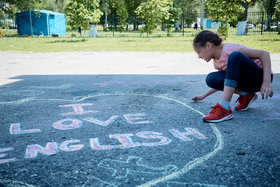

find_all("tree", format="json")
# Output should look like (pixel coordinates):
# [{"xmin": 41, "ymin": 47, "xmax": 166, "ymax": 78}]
[
  {"xmin": 65, "ymin": 0, "xmax": 103, "ymax": 40},
  {"xmin": 100, "ymin": 0, "xmax": 110, "ymax": 30},
  {"xmin": 42, "ymin": 0, "xmax": 70, "ymax": 13},
  {"xmin": 162, "ymin": 0, "xmax": 181, "ymax": 36},
  {"xmin": 0, "ymin": 0, "xmax": 43, "ymax": 12},
  {"xmin": 112, "ymin": 0, "xmax": 128, "ymax": 32},
  {"xmin": 0, "ymin": 0, "xmax": 43, "ymax": 31},
  {"xmin": 274, "ymin": 0, "xmax": 280, "ymax": 33},
  {"xmin": 125, "ymin": 0, "xmax": 146, "ymax": 31},
  {"xmin": 135, "ymin": 0, "xmax": 172, "ymax": 40},
  {"xmin": 176, "ymin": 0, "xmax": 199, "ymax": 29},
  {"xmin": 260, "ymin": 0, "xmax": 277, "ymax": 28},
  {"xmin": 239, "ymin": 0, "xmax": 258, "ymax": 21},
  {"xmin": 205, "ymin": 0, "xmax": 249, "ymax": 39}
]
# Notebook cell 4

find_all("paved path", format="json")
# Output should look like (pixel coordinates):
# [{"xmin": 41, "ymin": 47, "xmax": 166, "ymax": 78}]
[{"xmin": 0, "ymin": 52, "xmax": 280, "ymax": 186}]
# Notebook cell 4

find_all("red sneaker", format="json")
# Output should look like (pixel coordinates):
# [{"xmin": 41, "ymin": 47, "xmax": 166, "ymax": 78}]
[
  {"xmin": 203, "ymin": 103, "xmax": 233, "ymax": 123},
  {"xmin": 235, "ymin": 93, "xmax": 257, "ymax": 111}
]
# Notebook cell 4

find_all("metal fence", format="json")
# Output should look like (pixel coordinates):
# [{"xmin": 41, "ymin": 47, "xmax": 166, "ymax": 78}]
[
  {"xmin": 101, "ymin": 11, "xmax": 279, "ymax": 36},
  {"xmin": 1, "ymin": 11, "xmax": 279, "ymax": 36}
]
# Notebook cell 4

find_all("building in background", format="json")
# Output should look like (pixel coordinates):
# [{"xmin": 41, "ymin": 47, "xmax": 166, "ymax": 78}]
[{"xmin": 16, "ymin": 10, "xmax": 66, "ymax": 36}]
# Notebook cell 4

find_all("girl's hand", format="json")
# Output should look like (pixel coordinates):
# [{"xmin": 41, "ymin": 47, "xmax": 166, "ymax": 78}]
[
  {"xmin": 261, "ymin": 82, "xmax": 273, "ymax": 99},
  {"xmin": 192, "ymin": 95, "xmax": 205, "ymax": 102}
]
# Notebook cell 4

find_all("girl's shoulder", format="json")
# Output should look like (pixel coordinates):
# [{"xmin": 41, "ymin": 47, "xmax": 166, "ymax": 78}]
[
  {"xmin": 223, "ymin": 43, "xmax": 246, "ymax": 50},
  {"xmin": 222, "ymin": 43, "xmax": 247, "ymax": 55}
]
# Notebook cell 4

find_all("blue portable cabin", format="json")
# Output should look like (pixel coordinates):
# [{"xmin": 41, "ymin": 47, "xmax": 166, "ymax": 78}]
[{"xmin": 16, "ymin": 10, "xmax": 66, "ymax": 36}]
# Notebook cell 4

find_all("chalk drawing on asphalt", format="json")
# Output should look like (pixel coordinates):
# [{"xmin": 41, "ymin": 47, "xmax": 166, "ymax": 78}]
[
  {"xmin": 0, "ymin": 97, "xmax": 36, "ymax": 105},
  {"xmin": 41, "ymin": 92, "xmax": 224, "ymax": 186},
  {"xmin": 10, "ymin": 123, "xmax": 42, "ymax": 135},
  {"xmin": 98, "ymin": 156, "xmax": 178, "ymax": 179},
  {"xmin": 0, "ymin": 178, "xmax": 35, "ymax": 187},
  {"xmin": 0, "ymin": 92, "xmax": 224, "ymax": 186},
  {"xmin": 82, "ymin": 156, "xmax": 225, "ymax": 187}
]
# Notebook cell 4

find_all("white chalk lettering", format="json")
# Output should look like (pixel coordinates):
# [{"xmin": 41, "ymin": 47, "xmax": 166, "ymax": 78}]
[
  {"xmin": 53, "ymin": 118, "xmax": 82, "ymax": 130},
  {"xmin": 90, "ymin": 138, "xmax": 115, "ymax": 150},
  {"xmin": 10, "ymin": 123, "xmax": 41, "ymax": 135},
  {"xmin": 123, "ymin": 114, "xmax": 153, "ymax": 124},
  {"xmin": 59, "ymin": 103, "xmax": 98, "ymax": 115},
  {"xmin": 136, "ymin": 131, "xmax": 172, "ymax": 146},
  {"xmin": 169, "ymin": 128, "xmax": 207, "ymax": 141},
  {"xmin": 110, "ymin": 134, "xmax": 141, "ymax": 148},
  {"xmin": 0, "ymin": 147, "xmax": 16, "ymax": 164},
  {"xmin": 25, "ymin": 142, "xmax": 58, "ymax": 158},
  {"xmin": 59, "ymin": 139, "xmax": 84, "ymax": 152},
  {"xmin": 84, "ymin": 115, "xmax": 119, "ymax": 127}
]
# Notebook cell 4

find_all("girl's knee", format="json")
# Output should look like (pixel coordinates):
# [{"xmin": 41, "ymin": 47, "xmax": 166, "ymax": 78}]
[
  {"xmin": 228, "ymin": 51, "xmax": 246, "ymax": 65},
  {"xmin": 229, "ymin": 51, "xmax": 243, "ymax": 59},
  {"xmin": 206, "ymin": 73, "xmax": 215, "ymax": 88},
  {"xmin": 206, "ymin": 72, "xmax": 224, "ymax": 90}
]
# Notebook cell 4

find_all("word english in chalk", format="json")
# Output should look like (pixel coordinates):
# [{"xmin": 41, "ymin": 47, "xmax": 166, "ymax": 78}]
[{"xmin": 2, "ymin": 128, "xmax": 206, "ymax": 163}]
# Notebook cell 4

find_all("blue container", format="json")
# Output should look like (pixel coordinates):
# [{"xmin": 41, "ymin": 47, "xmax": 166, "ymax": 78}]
[{"xmin": 16, "ymin": 10, "xmax": 66, "ymax": 36}]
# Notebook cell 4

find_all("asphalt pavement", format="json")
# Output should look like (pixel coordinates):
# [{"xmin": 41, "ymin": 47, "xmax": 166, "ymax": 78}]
[{"xmin": 0, "ymin": 52, "xmax": 280, "ymax": 186}]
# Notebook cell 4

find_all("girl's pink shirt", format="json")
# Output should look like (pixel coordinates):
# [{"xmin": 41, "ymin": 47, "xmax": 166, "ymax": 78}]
[{"xmin": 213, "ymin": 43, "xmax": 262, "ymax": 71}]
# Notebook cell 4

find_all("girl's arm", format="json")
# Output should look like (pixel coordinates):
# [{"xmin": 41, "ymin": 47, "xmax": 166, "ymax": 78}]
[
  {"xmin": 240, "ymin": 47, "xmax": 273, "ymax": 99},
  {"xmin": 192, "ymin": 88, "xmax": 218, "ymax": 102}
]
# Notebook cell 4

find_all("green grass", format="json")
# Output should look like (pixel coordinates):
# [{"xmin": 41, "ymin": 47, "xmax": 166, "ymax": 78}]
[{"xmin": 1, "ymin": 29, "xmax": 280, "ymax": 53}]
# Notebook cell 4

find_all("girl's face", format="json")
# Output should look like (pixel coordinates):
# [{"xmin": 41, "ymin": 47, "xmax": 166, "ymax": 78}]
[{"xmin": 194, "ymin": 42, "xmax": 214, "ymax": 62}]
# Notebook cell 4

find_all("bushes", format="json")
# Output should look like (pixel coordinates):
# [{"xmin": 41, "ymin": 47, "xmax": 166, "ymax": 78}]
[{"xmin": 0, "ymin": 27, "xmax": 5, "ymax": 37}]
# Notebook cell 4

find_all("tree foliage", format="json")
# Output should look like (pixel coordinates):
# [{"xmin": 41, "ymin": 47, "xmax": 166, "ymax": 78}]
[
  {"xmin": 176, "ymin": 0, "xmax": 198, "ymax": 27},
  {"xmin": 162, "ymin": 0, "xmax": 181, "ymax": 36},
  {"xmin": 274, "ymin": 0, "xmax": 280, "ymax": 34},
  {"xmin": 261, "ymin": 0, "xmax": 277, "ymax": 14},
  {"xmin": 42, "ymin": 0, "xmax": 70, "ymax": 13},
  {"xmin": 275, "ymin": 0, "xmax": 280, "ymax": 17},
  {"xmin": 135, "ymin": 0, "xmax": 173, "ymax": 39},
  {"xmin": 205, "ymin": 0, "xmax": 250, "ymax": 39},
  {"xmin": 0, "ymin": 0, "xmax": 43, "ymax": 12},
  {"xmin": 65, "ymin": 0, "xmax": 103, "ymax": 40},
  {"xmin": 65, "ymin": 0, "xmax": 103, "ymax": 30},
  {"xmin": 112, "ymin": 0, "xmax": 128, "ymax": 32}
]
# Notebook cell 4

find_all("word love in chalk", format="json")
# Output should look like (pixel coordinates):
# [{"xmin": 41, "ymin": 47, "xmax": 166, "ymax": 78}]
[{"xmin": 10, "ymin": 103, "xmax": 154, "ymax": 134}]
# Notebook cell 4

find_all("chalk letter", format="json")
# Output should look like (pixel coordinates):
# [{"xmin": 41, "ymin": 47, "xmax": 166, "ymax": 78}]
[
  {"xmin": 84, "ymin": 115, "xmax": 119, "ymax": 127},
  {"xmin": 59, "ymin": 103, "xmax": 98, "ymax": 115},
  {"xmin": 0, "ymin": 147, "xmax": 16, "ymax": 164},
  {"xmin": 110, "ymin": 134, "xmax": 141, "ymax": 148},
  {"xmin": 53, "ymin": 118, "xmax": 82, "ymax": 130},
  {"xmin": 25, "ymin": 142, "xmax": 58, "ymax": 158},
  {"xmin": 136, "ymin": 131, "xmax": 171, "ymax": 146},
  {"xmin": 10, "ymin": 123, "xmax": 41, "ymax": 135},
  {"xmin": 59, "ymin": 139, "xmax": 84, "ymax": 152},
  {"xmin": 123, "ymin": 114, "xmax": 152, "ymax": 124},
  {"xmin": 169, "ymin": 128, "xmax": 206, "ymax": 141},
  {"xmin": 90, "ymin": 138, "xmax": 114, "ymax": 150}
]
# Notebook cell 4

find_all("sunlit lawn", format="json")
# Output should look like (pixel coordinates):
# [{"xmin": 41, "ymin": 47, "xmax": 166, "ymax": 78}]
[{"xmin": 1, "ymin": 28, "xmax": 279, "ymax": 53}]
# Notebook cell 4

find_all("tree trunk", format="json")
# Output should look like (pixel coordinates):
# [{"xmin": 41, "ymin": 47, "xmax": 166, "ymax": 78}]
[
  {"xmin": 104, "ymin": 10, "xmax": 108, "ymax": 30},
  {"xmin": 161, "ymin": 23, "xmax": 165, "ymax": 31},
  {"xmin": 83, "ymin": 30, "xmax": 86, "ymax": 41},
  {"xmin": 241, "ymin": 2, "xmax": 249, "ymax": 21}
]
